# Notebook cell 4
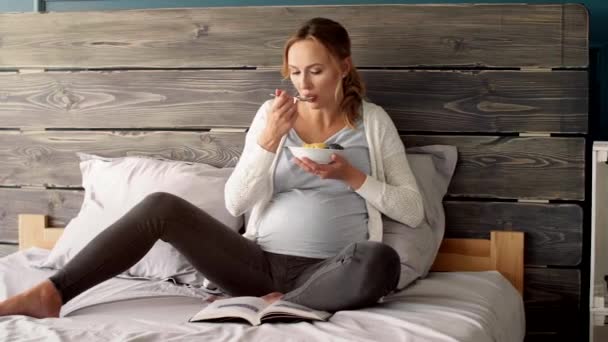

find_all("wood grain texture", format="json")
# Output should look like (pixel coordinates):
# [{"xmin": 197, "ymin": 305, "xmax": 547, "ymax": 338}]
[
  {"xmin": 0, "ymin": 132, "xmax": 585, "ymax": 201},
  {"xmin": 562, "ymin": 3, "xmax": 590, "ymax": 67},
  {"xmin": 491, "ymin": 231, "xmax": 524, "ymax": 294},
  {"xmin": 444, "ymin": 201, "xmax": 582, "ymax": 267},
  {"xmin": 0, "ymin": 5, "xmax": 589, "ymax": 339},
  {"xmin": 0, "ymin": 70, "xmax": 280, "ymax": 129},
  {"xmin": 0, "ymin": 188, "xmax": 82, "ymax": 243},
  {"xmin": 0, "ymin": 130, "xmax": 243, "ymax": 188},
  {"xmin": 0, "ymin": 4, "xmax": 588, "ymax": 68},
  {"xmin": 404, "ymin": 136, "xmax": 585, "ymax": 200},
  {"xmin": 363, "ymin": 70, "xmax": 588, "ymax": 134},
  {"xmin": 525, "ymin": 268, "xmax": 581, "ymax": 338},
  {"xmin": 0, "ymin": 70, "xmax": 588, "ymax": 133}
]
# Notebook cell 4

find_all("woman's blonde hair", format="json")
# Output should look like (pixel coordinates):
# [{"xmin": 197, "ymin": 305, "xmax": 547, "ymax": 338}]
[{"xmin": 281, "ymin": 17, "xmax": 366, "ymax": 128}]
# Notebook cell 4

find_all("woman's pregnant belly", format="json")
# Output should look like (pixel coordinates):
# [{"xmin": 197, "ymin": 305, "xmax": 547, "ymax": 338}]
[{"xmin": 256, "ymin": 189, "xmax": 369, "ymax": 258}]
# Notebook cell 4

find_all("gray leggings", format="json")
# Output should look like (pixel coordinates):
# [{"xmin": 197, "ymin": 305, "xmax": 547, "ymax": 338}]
[{"xmin": 49, "ymin": 192, "xmax": 400, "ymax": 312}]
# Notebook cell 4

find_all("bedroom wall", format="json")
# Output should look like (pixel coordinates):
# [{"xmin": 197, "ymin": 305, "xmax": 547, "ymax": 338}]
[{"xmin": 1, "ymin": 1, "xmax": 605, "ymax": 139}]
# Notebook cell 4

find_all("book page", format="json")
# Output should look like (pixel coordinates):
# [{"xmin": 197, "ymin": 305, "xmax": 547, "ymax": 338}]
[
  {"xmin": 260, "ymin": 300, "xmax": 332, "ymax": 322},
  {"xmin": 190, "ymin": 296, "xmax": 269, "ymax": 325}
]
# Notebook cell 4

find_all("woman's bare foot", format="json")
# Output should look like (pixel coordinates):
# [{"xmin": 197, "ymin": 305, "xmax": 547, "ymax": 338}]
[
  {"xmin": 261, "ymin": 292, "xmax": 284, "ymax": 304},
  {"xmin": 0, "ymin": 280, "xmax": 62, "ymax": 318}
]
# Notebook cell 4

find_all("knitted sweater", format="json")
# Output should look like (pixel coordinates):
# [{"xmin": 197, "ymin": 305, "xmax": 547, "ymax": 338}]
[{"xmin": 225, "ymin": 100, "xmax": 424, "ymax": 242}]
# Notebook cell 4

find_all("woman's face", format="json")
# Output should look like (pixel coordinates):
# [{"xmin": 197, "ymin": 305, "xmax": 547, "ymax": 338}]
[{"xmin": 287, "ymin": 39, "xmax": 347, "ymax": 111}]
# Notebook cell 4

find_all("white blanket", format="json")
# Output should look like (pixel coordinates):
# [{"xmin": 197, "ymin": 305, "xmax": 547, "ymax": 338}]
[{"xmin": 0, "ymin": 248, "xmax": 525, "ymax": 342}]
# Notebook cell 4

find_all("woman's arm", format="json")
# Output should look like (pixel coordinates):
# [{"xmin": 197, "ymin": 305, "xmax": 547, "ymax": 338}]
[
  {"xmin": 355, "ymin": 152, "xmax": 424, "ymax": 228},
  {"xmin": 224, "ymin": 101, "xmax": 276, "ymax": 216},
  {"xmin": 355, "ymin": 108, "xmax": 424, "ymax": 228}
]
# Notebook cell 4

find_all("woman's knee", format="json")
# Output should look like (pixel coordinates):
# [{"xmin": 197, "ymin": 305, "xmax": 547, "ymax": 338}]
[
  {"xmin": 353, "ymin": 241, "xmax": 400, "ymax": 285},
  {"xmin": 139, "ymin": 191, "xmax": 184, "ymax": 209},
  {"xmin": 354, "ymin": 241, "xmax": 399, "ymax": 263},
  {"xmin": 138, "ymin": 192, "xmax": 190, "ymax": 217}
]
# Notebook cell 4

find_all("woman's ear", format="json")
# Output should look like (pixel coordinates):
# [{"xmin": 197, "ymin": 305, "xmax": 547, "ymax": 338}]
[{"xmin": 341, "ymin": 57, "xmax": 352, "ymax": 77}]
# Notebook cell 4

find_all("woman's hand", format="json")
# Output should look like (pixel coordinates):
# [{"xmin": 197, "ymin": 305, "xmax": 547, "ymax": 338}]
[
  {"xmin": 293, "ymin": 153, "xmax": 367, "ymax": 190},
  {"xmin": 261, "ymin": 292, "xmax": 284, "ymax": 304},
  {"xmin": 258, "ymin": 89, "xmax": 298, "ymax": 153}
]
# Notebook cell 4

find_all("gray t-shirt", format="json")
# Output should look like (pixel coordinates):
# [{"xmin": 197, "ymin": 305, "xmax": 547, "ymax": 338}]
[{"xmin": 256, "ymin": 119, "xmax": 371, "ymax": 258}]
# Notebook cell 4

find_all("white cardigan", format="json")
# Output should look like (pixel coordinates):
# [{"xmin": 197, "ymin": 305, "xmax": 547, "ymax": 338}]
[{"xmin": 225, "ymin": 100, "xmax": 424, "ymax": 242}]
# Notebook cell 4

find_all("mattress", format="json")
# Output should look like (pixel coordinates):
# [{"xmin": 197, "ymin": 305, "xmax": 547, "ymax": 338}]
[{"xmin": 0, "ymin": 248, "xmax": 525, "ymax": 342}]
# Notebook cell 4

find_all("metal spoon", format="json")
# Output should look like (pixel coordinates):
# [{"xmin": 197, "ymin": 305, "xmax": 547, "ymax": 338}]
[{"xmin": 269, "ymin": 93, "xmax": 313, "ymax": 102}]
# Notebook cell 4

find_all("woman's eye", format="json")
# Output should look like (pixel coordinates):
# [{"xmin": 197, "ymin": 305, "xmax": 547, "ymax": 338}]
[
  {"xmin": 310, "ymin": 70, "xmax": 322, "ymax": 75},
  {"xmin": 291, "ymin": 71, "xmax": 301, "ymax": 76}
]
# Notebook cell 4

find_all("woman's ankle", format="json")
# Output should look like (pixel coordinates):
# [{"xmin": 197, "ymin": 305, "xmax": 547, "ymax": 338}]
[
  {"xmin": 38, "ymin": 280, "xmax": 63, "ymax": 317},
  {"xmin": 0, "ymin": 280, "xmax": 63, "ymax": 318}
]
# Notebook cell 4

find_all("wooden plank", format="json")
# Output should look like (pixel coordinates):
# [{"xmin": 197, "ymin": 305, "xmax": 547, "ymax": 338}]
[
  {"xmin": 0, "ymin": 70, "xmax": 279, "ymax": 129},
  {"xmin": 0, "ymin": 70, "xmax": 588, "ymax": 134},
  {"xmin": 0, "ymin": 4, "xmax": 588, "ymax": 68},
  {"xmin": 404, "ymin": 136, "xmax": 585, "ymax": 200},
  {"xmin": 562, "ymin": 3, "xmax": 590, "ymax": 67},
  {"xmin": 364, "ymin": 70, "xmax": 588, "ymax": 134},
  {"xmin": 491, "ymin": 231, "xmax": 524, "ymax": 294},
  {"xmin": 0, "ymin": 132, "xmax": 585, "ymax": 200},
  {"xmin": 0, "ymin": 188, "xmax": 82, "ymax": 243},
  {"xmin": 431, "ymin": 231, "xmax": 524, "ymax": 294},
  {"xmin": 526, "ymin": 267, "xmax": 580, "ymax": 310},
  {"xmin": 431, "ymin": 238, "xmax": 492, "ymax": 272},
  {"xmin": 434, "ymin": 238, "xmax": 490, "ymax": 256},
  {"xmin": 431, "ymin": 253, "xmax": 491, "ymax": 272},
  {"xmin": 0, "ymin": 130, "xmax": 244, "ymax": 188},
  {"xmin": 444, "ymin": 201, "xmax": 582, "ymax": 267},
  {"xmin": 525, "ymin": 268, "xmax": 581, "ymax": 338},
  {"xmin": 18, "ymin": 214, "xmax": 63, "ymax": 251}
]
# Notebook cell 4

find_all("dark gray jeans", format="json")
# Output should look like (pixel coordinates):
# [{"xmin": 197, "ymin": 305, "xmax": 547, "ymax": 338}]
[{"xmin": 49, "ymin": 192, "xmax": 400, "ymax": 312}]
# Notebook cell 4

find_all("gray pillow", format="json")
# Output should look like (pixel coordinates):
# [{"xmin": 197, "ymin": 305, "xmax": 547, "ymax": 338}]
[{"xmin": 383, "ymin": 145, "xmax": 458, "ymax": 289}]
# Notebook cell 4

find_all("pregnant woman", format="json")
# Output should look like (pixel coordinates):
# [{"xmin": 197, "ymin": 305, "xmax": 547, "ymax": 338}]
[{"xmin": 0, "ymin": 17, "xmax": 423, "ymax": 318}]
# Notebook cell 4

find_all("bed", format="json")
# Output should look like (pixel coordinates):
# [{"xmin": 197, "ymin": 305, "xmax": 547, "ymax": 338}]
[
  {"xmin": 0, "ymin": 3, "xmax": 588, "ymax": 341},
  {"xmin": 4, "ymin": 218, "xmax": 524, "ymax": 342}
]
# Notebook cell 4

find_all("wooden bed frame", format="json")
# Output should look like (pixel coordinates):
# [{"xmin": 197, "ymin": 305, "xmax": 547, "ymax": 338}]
[
  {"xmin": 18, "ymin": 214, "xmax": 524, "ymax": 294},
  {"xmin": 0, "ymin": 4, "xmax": 587, "ymax": 340}
]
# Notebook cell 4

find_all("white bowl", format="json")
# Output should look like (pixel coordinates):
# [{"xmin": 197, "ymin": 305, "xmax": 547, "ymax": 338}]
[{"xmin": 287, "ymin": 146, "xmax": 344, "ymax": 164}]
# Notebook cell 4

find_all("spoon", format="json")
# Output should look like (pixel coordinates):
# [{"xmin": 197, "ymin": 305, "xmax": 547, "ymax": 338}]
[{"xmin": 269, "ymin": 93, "xmax": 313, "ymax": 102}]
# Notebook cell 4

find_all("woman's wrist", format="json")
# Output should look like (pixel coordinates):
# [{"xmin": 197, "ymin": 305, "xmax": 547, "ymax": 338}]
[
  {"xmin": 258, "ymin": 132, "xmax": 281, "ymax": 152},
  {"xmin": 344, "ymin": 166, "xmax": 366, "ymax": 190}
]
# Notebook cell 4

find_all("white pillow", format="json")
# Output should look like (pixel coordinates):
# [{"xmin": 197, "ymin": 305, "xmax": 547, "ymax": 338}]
[
  {"xmin": 39, "ymin": 153, "xmax": 242, "ymax": 285},
  {"xmin": 383, "ymin": 145, "xmax": 458, "ymax": 289}
]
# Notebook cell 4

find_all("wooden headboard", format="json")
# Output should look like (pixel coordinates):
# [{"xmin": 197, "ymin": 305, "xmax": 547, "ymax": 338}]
[
  {"xmin": 0, "ymin": 4, "xmax": 588, "ymax": 341},
  {"xmin": 17, "ymin": 214, "xmax": 525, "ymax": 294}
]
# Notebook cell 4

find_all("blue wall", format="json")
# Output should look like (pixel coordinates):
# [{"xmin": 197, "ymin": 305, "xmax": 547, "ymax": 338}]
[
  {"xmin": 0, "ymin": 0, "xmax": 33, "ymax": 12},
  {"xmin": 3, "ymin": 1, "xmax": 606, "ymax": 138}
]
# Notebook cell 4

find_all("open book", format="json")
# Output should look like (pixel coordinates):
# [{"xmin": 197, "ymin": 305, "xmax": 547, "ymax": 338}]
[{"xmin": 189, "ymin": 296, "xmax": 332, "ymax": 325}]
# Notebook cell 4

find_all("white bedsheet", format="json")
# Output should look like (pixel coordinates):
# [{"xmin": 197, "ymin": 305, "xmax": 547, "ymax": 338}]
[{"xmin": 0, "ymin": 248, "xmax": 525, "ymax": 342}]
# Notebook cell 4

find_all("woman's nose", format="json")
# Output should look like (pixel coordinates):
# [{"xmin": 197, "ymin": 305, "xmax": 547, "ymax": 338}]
[{"xmin": 300, "ymin": 73, "xmax": 312, "ymax": 90}]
